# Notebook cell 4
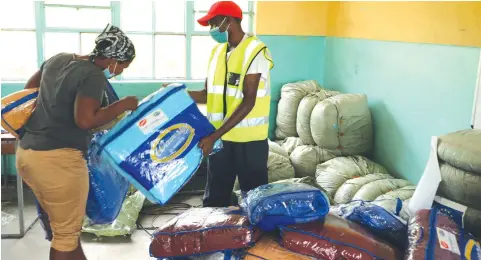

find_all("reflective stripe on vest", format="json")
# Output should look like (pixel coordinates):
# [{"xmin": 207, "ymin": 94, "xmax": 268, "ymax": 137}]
[
  {"xmin": 206, "ymin": 36, "xmax": 273, "ymax": 142},
  {"xmin": 207, "ymin": 113, "xmax": 269, "ymax": 129}
]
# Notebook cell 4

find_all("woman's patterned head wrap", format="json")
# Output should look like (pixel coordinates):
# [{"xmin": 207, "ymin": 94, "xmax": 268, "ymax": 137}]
[{"xmin": 90, "ymin": 24, "xmax": 135, "ymax": 62}]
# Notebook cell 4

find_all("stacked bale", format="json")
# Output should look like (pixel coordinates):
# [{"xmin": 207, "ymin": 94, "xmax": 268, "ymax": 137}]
[
  {"xmin": 436, "ymin": 129, "xmax": 481, "ymax": 238},
  {"xmin": 274, "ymin": 80, "xmax": 373, "ymax": 178},
  {"xmin": 309, "ymin": 94, "xmax": 373, "ymax": 156},
  {"xmin": 233, "ymin": 141, "xmax": 295, "ymax": 191},
  {"xmin": 315, "ymin": 156, "xmax": 415, "ymax": 221},
  {"xmin": 275, "ymin": 80, "xmax": 321, "ymax": 139}
]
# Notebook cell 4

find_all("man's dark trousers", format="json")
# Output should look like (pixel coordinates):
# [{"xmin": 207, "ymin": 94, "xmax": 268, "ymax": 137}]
[{"xmin": 202, "ymin": 139, "xmax": 268, "ymax": 207}]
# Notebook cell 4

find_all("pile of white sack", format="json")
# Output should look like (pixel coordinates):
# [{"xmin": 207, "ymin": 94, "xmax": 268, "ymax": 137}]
[{"xmin": 274, "ymin": 80, "xmax": 374, "ymax": 177}]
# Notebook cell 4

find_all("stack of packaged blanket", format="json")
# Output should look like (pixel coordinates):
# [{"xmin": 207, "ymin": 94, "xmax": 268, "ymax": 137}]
[
  {"xmin": 150, "ymin": 182, "xmax": 413, "ymax": 260},
  {"xmin": 274, "ymin": 80, "xmax": 373, "ymax": 178},
  {"xmin": 436, "ymin": 129, "xmax": 481, "ymax": 239},
  {"xmin": 406, "ymin": 197, "xmax": 481, "ymax": 260}
]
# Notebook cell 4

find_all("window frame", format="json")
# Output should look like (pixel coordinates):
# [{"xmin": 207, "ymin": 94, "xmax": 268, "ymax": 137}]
[{"xmin": 0, "ymin": 1, "xmax": 256, "ymax": 82}]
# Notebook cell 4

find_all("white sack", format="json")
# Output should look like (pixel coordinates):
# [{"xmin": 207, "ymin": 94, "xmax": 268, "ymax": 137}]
[
  {"xmin": 289, "ymin": 145, "xmax": 336, "ymax": 178},
  {"xmin": 276, "ymin": 137, "xmax": 305, "ymax": 155},
  {"xmin": 268, "ymin": 139, "xmax": 288, "ymax": 158},
  {"xmin": 352, "ymin": 179, "xmax": 412, "ymax": 201},
  {"xmin": 233, "ymin": 152, "xmax": 295, "ymax": 190},
  {"xmin": 438, "ymin": 129, "xmax": 481, "ymax": 175},
  {"xmin": 315, "ymin": 156, "xmax": 389, "ymax": 198},
  {"xmin": 275, "ymin": 80, "xmax": 320, "ymax": 139},
  {"xmin": 310, "ymin": 94, "xmax": 373, "ymax": 156},
  {"xmin": 296, "ymin": 91, "xmax": 341, "ymax": 145},
  {"xmin": 333, "ymin": 173, "xmax": 393, "ymax": 204},
  {"xmin": 438, "ymin": 162, "xmax": 481, "ymax": 210}
]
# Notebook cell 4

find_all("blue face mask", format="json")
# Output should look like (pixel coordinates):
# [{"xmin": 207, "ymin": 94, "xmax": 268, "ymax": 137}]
[
  {"xmin": 209, "ymin": 18, "xmax": 230, "ymax": 43},
  {"xmin": 103, "ymin": 62, "xmax": 118, "ymax": 79}
]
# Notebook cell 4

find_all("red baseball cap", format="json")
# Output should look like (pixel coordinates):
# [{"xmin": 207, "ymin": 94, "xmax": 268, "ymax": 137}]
[{"xmin": 197, "ymin": 1, "xmax": 243, "ymax": 27}]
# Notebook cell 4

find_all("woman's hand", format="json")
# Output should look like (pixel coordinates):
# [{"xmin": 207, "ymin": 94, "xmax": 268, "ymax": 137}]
[{"xmin": 118, "ymin": 96, "xmax": 139, "ymax": 111}]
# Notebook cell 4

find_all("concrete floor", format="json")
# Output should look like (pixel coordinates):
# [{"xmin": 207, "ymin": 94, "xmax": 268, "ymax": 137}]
[{"xmin": 1, "ymin": 187, "xmax": 203, "ymax": 260}]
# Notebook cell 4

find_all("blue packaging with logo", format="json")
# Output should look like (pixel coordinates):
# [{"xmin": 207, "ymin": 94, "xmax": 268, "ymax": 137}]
[{"xmin": 94, "ymin": 84, "xmax": 221, "ymax": 205}]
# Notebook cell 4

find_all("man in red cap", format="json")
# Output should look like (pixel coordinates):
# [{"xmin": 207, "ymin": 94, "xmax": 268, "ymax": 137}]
[{"xmin": 189, "ymin": 1, "xmax": 274, "ymax": 207}]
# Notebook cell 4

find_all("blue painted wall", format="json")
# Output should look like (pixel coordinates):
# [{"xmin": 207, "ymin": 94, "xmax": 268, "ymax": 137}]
[
  {"xmin": 323, "ymin": 37, "xmax": 479, "ymax": 183},
  {"xmin": 259, "ymin": 35, "xmax": 326, "ymax": 138}
]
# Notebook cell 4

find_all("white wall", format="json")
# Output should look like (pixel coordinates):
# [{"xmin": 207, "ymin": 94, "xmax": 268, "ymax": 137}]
[{"xmin": 472, "ymin": 51, "xmax": 481, "ymax": 129}]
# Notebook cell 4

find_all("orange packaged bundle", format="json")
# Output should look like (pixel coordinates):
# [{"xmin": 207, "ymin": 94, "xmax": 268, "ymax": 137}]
[
  {"xmin": 279, "ymin": 213, "xmax": 402, "ymax": 260},
  {"xmin": 150, "ymin": 207, "xmax": 261, "ymax": 258},
  {"xmin": 245, "ymin": 235, "xmax": 314, "ymax": 260},
  {"xmin": 1, "ymin": 88, "xmax": 38, "ymax": 138}
]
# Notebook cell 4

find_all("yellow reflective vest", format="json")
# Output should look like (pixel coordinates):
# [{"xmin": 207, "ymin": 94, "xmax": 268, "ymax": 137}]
[{"xmin": 206, "ymin": 36, "xmax": 274, "ymax": 142}]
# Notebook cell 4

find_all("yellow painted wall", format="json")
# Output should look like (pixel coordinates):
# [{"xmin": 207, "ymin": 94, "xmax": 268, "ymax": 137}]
[
  {"xmin": 255, "ymin": 1, "xmax": 329, "ymax": 36},
  {"xmin": 256, "ymin": 1, "xmax": 481, "ymax": 47},
  {"xmin": 329, "ymin": 2, "xmax": 481, "ymax": 47}
]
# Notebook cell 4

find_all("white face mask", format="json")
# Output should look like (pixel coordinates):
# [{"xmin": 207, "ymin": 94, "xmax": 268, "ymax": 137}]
[{"xmin": 103, "ymin": 62, "xmax": 118, "ymax": 79}]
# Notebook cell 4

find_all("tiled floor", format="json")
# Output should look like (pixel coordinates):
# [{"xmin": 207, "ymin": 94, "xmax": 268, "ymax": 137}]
[{"xmin": 1, "ymin": 188, "xmax": 203, "ymax": 260}]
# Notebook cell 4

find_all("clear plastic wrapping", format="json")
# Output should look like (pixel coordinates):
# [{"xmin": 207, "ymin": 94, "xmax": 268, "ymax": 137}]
[
  {"xmin": 1, "ymin": 211, "xmax": 16, "ymax": 227},
  {"xmin": 1, "ymin": 88, "xmax": 39, "ymax": 138},
  {"xmin": 245, "ymin": 235, "xmax": 314, "ymax": 260},
  {"xmin": 82, "ymin": 191, "xmax": 145, "ymax": 237},
  {"xmin": 233, "ymin": 176, "xmax": 332, "ymax": 206},
  {"xmin": 242, "ymin": 182, "xmax": 330, "ymax": 231},
  {"xmin": 149, "ymin": 207, "xmax": 259, "ymax": 258},
  {"xmin": 187, "ymin": 251, "xmax": 239, "ymax": 260},
  {"xmin": 406, "ymin": 205, "xmax": 481, "ymax": 260},
  {"xmin": 331, "ymin": 200, "xmax": 407, "ymax": 249},
  {"xmin": 94, "ymin": 84, "xmax": 222, "ymax": 205},
  {"xmin": 280, "ymin": 213, "xmax": 402, "ymax": 260}
]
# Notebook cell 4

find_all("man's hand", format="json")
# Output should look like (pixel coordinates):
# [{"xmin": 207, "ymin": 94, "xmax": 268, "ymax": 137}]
[{"xmin": 198, "ymin": 134, "xmax": 217, "ymax": 156}]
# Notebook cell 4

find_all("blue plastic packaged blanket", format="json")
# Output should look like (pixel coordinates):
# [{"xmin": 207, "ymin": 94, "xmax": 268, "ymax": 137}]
[
  {"xmin": 331, "ymin": 200, "xmax": 407, "ymax": 249},
  {"xmin": 94, "ymin": 84, "xmax": 221, "ymax": 205},
  {"xmin": 242, "ymin": 182, "xmax": 330, "ymax": 231},
  {"xmin": 86, "ymin": 130, "xmax": 130, "ymax": 224},
  {"xmin": 85, "ymin": 81, "xmax": 131, "ymax": 224}
]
